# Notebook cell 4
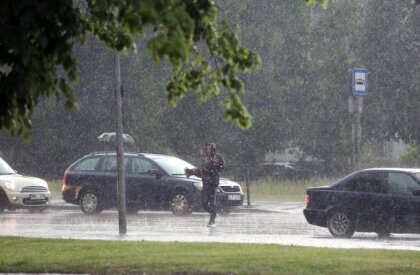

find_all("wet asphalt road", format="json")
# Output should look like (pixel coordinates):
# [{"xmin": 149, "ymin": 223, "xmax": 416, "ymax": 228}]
[{"xmin": 2, "ymin": 201, "xmax": 420, "ymax": 251}]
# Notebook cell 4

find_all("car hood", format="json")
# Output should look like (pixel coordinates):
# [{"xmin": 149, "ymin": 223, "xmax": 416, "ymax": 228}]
[
  {"xmin": 171, "ymin": 175, "xmax": 240, "ymax": 187},
  {"xmin": 171, "ymin": 175, "xmax": 201, "ymax": 182},
  {"xmin": 0, "ymin": 174, "xmax": 49, "ymax": 190},
  {"xmin": 219, "ymin": 178, "xmax": 240, "ymax": 187}
]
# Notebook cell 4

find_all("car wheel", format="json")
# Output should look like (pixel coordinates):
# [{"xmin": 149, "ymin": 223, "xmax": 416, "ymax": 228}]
[
  {"xmin": 0, "ymin": 191, "xmax": 8, "ymax": 213},
  {"xmin": 170, "ymin": 191, "xmax": 192, "ymax": 216},
  {"xmin": 327, "ymin": 210, "xmax": 355, "ymax": 238},
  {"xmin": 0, "ymin": 199, "xmax": 6, "ymax": 213},
  {"xmin": 80, "ymin": 191, "xmax": 102, "ymax": 215}
]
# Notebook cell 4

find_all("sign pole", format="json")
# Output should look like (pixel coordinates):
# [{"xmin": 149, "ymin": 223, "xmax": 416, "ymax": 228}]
[
  {"xmin": 354, "ymin": 96, "xmax": 363, "ymax": 168},
  {"xmin": 351, "ymin": 68, "xmax": 368, "ymax": 169}
]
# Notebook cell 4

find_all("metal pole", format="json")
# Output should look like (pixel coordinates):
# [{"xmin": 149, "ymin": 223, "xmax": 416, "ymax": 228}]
[
  {"xmin": 355, "ymin": 111, "xmax": 361, "ymax": 165},
  {"xmin": 352, "ymin": 119, "xmax": 356, "ymax": 167},
  {"xmin": 115, "ymin": 51, "xmax": 127, "ymax": 235},
  {"xmin": 349, "ymin": 95, "xmax": 356, "ymax": 168},
  {"xmin": 353, "ymin": 95, "xmax": 363, "ymax": 169},
  {"xmin": 246, "ymin": 164, "xmax": 250, "ymax": 206}
]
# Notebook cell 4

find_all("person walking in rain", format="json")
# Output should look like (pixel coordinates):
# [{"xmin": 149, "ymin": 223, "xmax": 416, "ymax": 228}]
[{"xmin": 186, "ymin": 143, "xmax": 224, "ymax": 227}]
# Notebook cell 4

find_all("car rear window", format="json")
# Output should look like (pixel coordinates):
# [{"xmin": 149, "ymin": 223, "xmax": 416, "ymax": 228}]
[
  {"xmin": 73, "ymin": 157, "xmax": 100, "ymax": 171},
  {"xmin": 342, "ymin": 173, "xmax": 386, "ymax": 193}
]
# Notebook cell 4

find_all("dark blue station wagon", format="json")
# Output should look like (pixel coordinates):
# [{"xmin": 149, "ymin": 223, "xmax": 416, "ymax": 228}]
[
  {"xmin": 62, "ymin": 152, "xmax": 244, "ymax": 215},
  {"xmin": 303, "ymin": 168, "xmax": 420, "ymax": 238}
]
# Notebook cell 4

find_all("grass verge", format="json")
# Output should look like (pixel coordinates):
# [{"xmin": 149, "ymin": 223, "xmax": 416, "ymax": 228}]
[
  {"xmin": 47, "ymin": 179, "xmax": 63, "ymax": 199},
  {"xmin": 240, "ymin": 178, "xmax": 333, "ymax": 201},
  {"xmin": 1, "ymin": 236, "xmax": 420, "ymax": 274}
]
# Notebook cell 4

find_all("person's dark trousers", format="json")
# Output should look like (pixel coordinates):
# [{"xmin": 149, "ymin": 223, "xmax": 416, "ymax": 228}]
[{"xmin": 202, "ymin": 183, "xmax": 217, "ymax": 222}]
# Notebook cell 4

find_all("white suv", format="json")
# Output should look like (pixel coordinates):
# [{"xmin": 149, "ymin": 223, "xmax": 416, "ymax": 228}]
[{"xmin": 0, "ymin": 157, "xmax": 51, "ymax": 212}]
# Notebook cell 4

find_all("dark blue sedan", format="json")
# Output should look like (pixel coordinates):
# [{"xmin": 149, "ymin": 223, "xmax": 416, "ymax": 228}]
[
  {"xmin": 304, "ymin": 168, "xmax": 420, "ymax": 238},
  {"xmin": 62, "ymin": 152, "xmax": 244, "ymax": 215}
]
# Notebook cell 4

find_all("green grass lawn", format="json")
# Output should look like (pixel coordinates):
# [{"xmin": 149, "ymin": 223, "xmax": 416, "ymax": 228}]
[
  {"xmin": 1, "ymin": 236, "xmax": 420, "ymax": 274},
  {"xmin": 48, "ymin": 179, "xmax": 62, "ymax": 199},
  {"xmin": 240, "ymin": 178, "xmax": 333, "ymax": 201}
]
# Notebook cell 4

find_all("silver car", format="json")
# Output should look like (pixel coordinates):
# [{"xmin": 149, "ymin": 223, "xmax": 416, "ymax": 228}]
[{"xmin": 0, "ymin": 157, "xmax": 51, "ymax": 213}]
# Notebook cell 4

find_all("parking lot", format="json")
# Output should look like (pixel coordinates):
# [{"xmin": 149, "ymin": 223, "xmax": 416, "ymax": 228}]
[{"xmin": 2, "ymin": 201, "xmax": 420, "ymax": 251}]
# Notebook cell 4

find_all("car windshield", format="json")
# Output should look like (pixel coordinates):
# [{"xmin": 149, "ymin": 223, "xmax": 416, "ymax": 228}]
[
  {"xmin": 0, "ymin": 158, "xmax": 16, "ymax": 175},
  {"xmin": 151, "ymin": 156, "xmax": 196, "ymax": 175}
]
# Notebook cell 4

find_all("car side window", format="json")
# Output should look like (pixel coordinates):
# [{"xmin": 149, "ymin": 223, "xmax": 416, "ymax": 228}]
[
  {"xmin": 388, "ymin": 172, "xmax": 419, "ymax": 195},
  {"xmin": 343, "ymin": 173, "xmax": 386, "ymax": 193},
  {"xmin": 131, "ymin": 158, "xmax": 157, "ymax": 174},
  {"xmin": 73, "ymin": 157, "xmax": 100, "ymax": 171},
  {"xmin": 98, "ymin": 156, "xmax": 128, "ymax": 172}
]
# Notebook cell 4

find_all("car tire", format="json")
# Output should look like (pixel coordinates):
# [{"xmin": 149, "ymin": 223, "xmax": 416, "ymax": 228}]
[
  {"xmin": 170, "ymin": 191, "xmax": 192, "ymax": 216},
  {"xmin": 0, "ymin": 196, "xmax": 6, "ymax": 213},
  {"xmin": 327, "ymin": 210, "xmax": 355, "ymax": 238},
  {"xmin": 80, "ymin": 191, "xmax": 102, "ymax": 215}
]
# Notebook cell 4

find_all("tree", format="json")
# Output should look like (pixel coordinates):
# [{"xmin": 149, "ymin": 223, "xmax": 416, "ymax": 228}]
[
  {"xmin": 286, "ymin": 0, "xmax": 365, "ymax": 174},
  {"xmin": 218, "ymin": 0, "xmax": 315, "ymax": 164},
  {"xmin": 361, "ymin": 0, "xmax": 420, "ymax": 145},
  {"xmin": 0, "ymin": 0, "xmax": 260, "ymax": 140}
]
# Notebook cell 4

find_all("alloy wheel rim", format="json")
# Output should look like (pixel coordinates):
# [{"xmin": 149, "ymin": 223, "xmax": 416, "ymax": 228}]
[
  {"xmin": 331, "ymin": 212, "xmax": 350, "ymax": 235},
  {"xmin": 82, "ymin": 193, "xmax": 98, "ymax": 213},
  {"xmin": 171, "ymin": 194, "xmax": 188, "ymax": 214}
]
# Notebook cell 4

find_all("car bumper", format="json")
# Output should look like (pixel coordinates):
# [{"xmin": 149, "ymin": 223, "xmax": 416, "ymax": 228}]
[
  {"xmin": 6, "ymin": 191, "xmax": 51, "ymax": 208},
  {"xmin": 216, "ymin": 192, "xmax": 244, "ymax": 207},
  {"xmin": 62, "ymin": 186, "xmax": 79, "ymax": 204},
  {"xmin": 303, "ymin": 208, "xmax": 328, "ymax": 227}
]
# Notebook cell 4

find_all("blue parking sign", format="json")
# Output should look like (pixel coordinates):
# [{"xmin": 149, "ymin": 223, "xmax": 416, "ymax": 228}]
[{"xmin": 352, "ymin": 68, "xmax": 368, "ymax": 95}]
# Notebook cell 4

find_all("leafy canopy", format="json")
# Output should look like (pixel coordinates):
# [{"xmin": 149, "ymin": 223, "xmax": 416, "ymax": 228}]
[
  {"xmin": 305, "ymin": 0, "xmax": 328, "ymax": 8},
  {"xmin": 0, "ymin": 0, "xmax": 261, "ymax": 140}
]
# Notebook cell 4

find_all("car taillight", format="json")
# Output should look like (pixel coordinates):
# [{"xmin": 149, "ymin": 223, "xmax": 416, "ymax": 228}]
[
  {"xmin": 305, "ymin": 195, "xmax": 310, "ymax": 206},
  {"xmin": 63, "ymin": 170, "xmax": 68, "ymax": 186}
]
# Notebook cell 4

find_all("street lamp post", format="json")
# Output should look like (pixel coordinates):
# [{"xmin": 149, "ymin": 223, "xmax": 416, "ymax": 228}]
[{"xmin": 115, "ymin": 51, "xmax": 127, "ymax": 235}]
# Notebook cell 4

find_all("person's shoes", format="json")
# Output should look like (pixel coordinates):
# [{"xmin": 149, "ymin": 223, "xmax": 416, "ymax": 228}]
[{"xmin": 207, "ymin": 220, "xmax": 216, "ymax": 227}]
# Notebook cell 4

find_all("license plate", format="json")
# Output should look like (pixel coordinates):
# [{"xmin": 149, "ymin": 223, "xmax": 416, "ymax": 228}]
[
  {"xmin": 30, "ymin": 194, "xmax": 43, "ymax": 200},
  {"xmin": 228, "ymin": 194, "xmax": 241, "ymax": 200}
]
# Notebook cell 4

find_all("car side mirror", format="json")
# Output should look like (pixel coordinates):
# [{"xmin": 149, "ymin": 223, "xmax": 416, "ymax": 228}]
[
  {"xmin": 148, "ymin": 169, "xmax": 161, "ymax": 178},
  {"xmin": 412, "ymin": 188, "xmax": 420, "ymax": 196}
]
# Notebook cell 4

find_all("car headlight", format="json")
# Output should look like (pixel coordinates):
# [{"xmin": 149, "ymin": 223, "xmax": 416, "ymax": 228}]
[
  {"xmin": 4, "ymin": 181, "xmax": 15, "ymax": 191},
  {"xmin": 238, "ymin": 184, "xmax": 243, "ymax": 192},
  {"xmin": 193, "ymin": 181, "xmax": 203, "ymax": 190}
]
